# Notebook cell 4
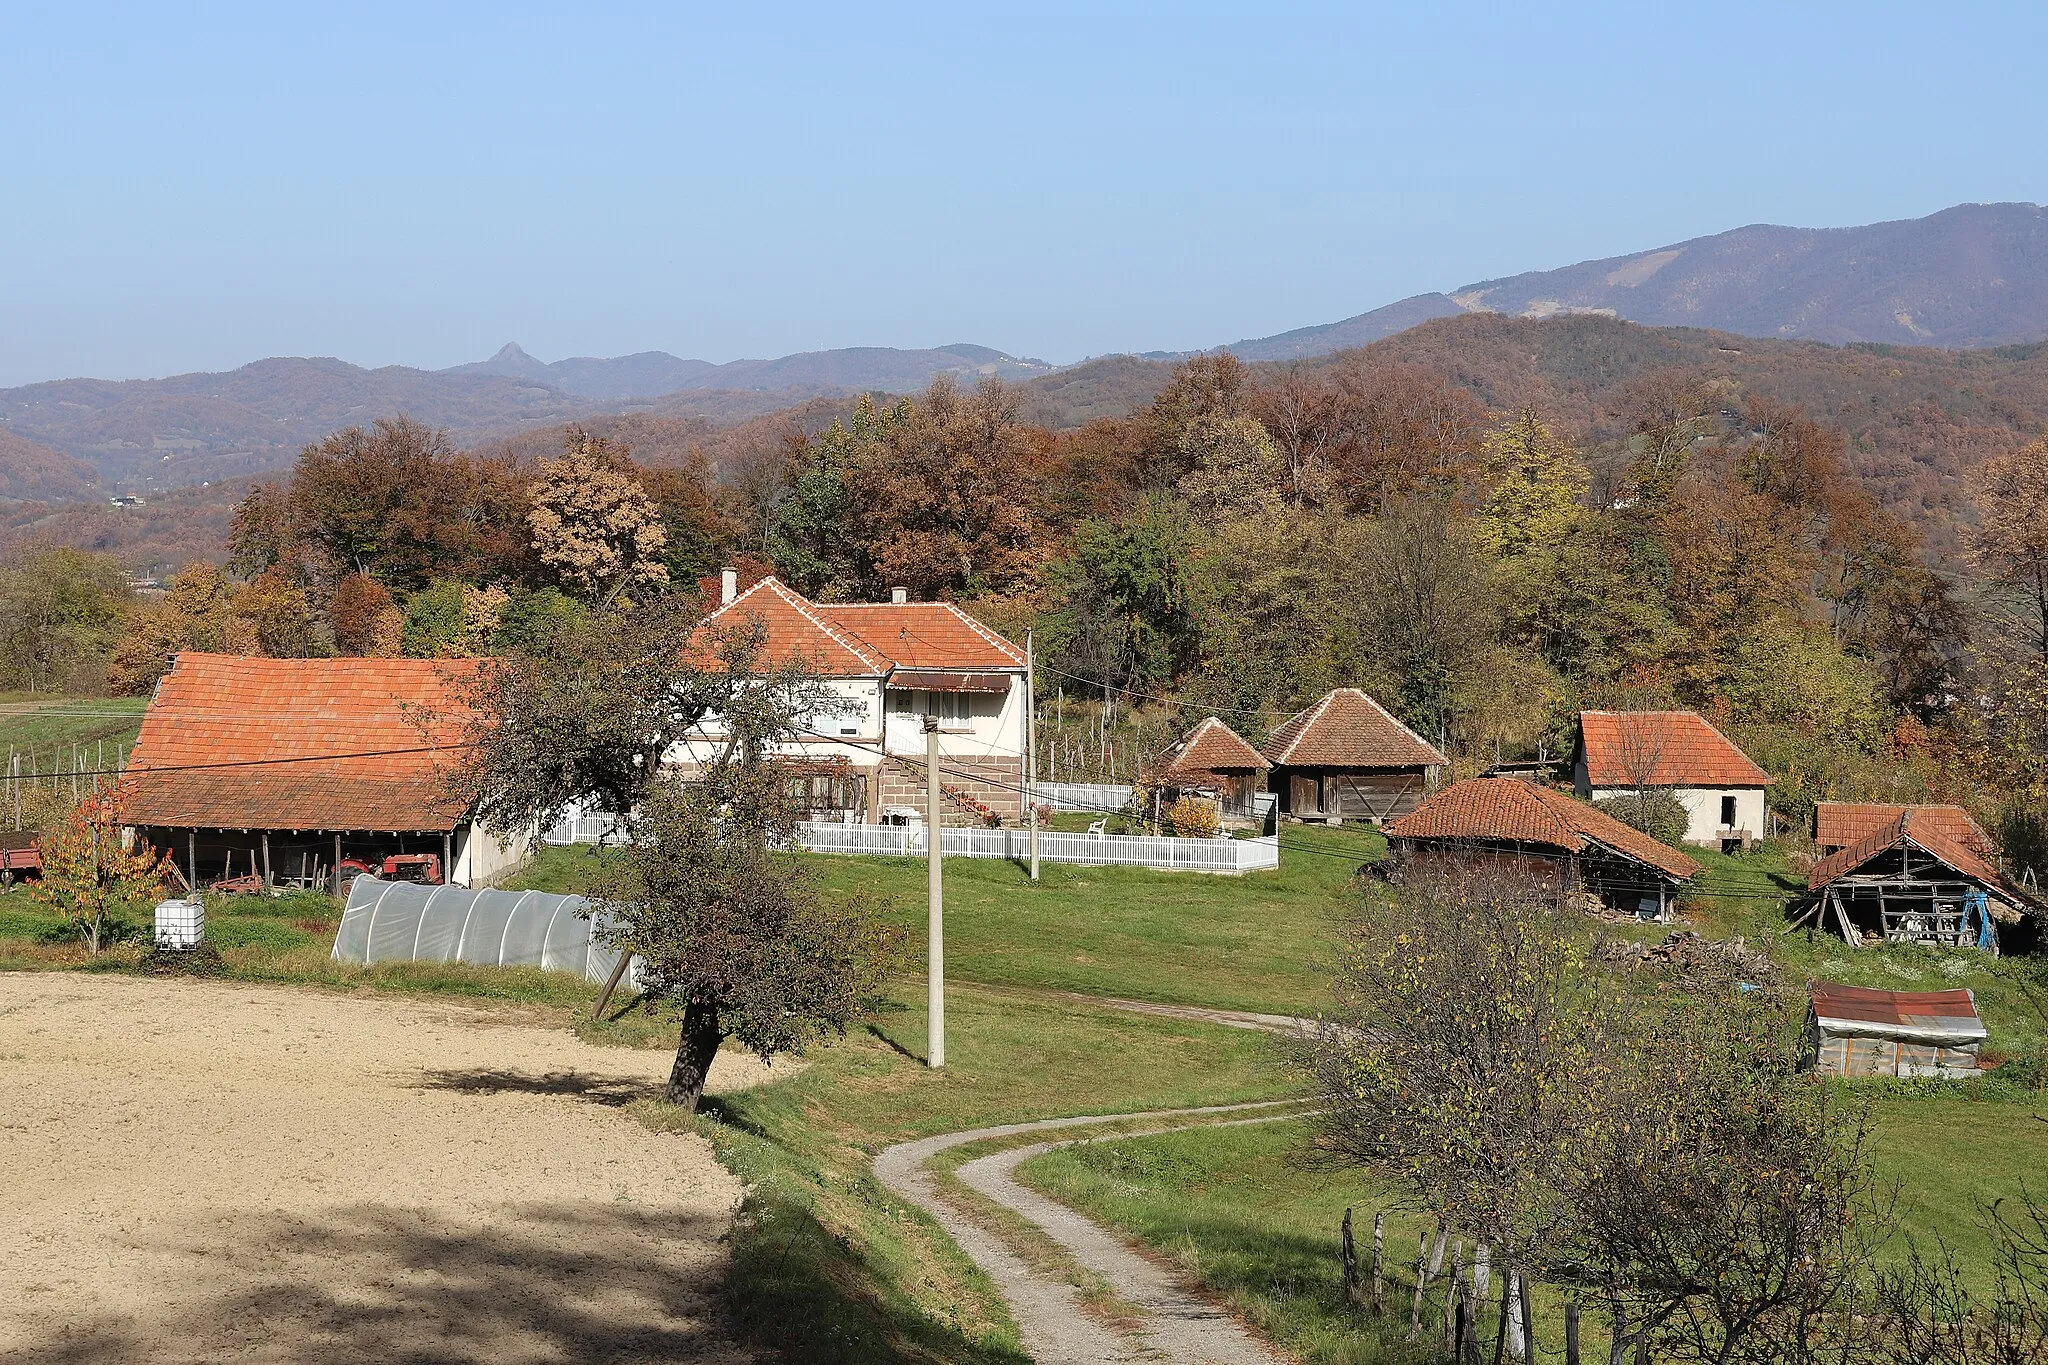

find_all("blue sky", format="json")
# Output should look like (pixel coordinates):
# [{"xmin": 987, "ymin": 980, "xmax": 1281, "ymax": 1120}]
[{"xmin": 2, "ymin": 2, "xmax": 2043, "ymax": 386}]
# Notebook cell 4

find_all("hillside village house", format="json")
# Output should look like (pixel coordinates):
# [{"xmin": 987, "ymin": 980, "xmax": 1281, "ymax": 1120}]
[
  {"xmin": 1387, "ymin": 776, "xmax": 1700, "ymax": 918},
  {"xmin": 674, "ymin": 572, "xmax": 1029, "ymax": 825},
  {"xmin": 1574, "ymin": 710, "xmax": 1769, "ymax": 849},
  {"xmin": 1263, "ymin": 688, "xmax": 1447, "ymax": 823},
  {"xmin": 119, "ymin": 653, "xmax": 530, "ymax": 890}
]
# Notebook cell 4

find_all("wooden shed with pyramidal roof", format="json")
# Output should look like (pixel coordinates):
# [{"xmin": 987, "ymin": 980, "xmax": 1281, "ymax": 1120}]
[
  {"xmin": 1148, "ymin": 716, "xmax": 1269, "ymax": 820},
  {"xmin": 1261, "ymin": 688, "xmax": 1446, "ymax": 824}
]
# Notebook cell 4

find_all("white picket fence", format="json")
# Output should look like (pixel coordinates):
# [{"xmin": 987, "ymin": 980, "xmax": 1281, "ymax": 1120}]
[
  {"xmin": 1027, "ymin": 782, "xmax": 1134, "ymax": 813},
  {"xmin": 545, "ymin": 812, "xmax": 627, "ymax": 845},
  {"xmin": 793, "ymin": 821, "xmax": 1278, "ymax": 874}
]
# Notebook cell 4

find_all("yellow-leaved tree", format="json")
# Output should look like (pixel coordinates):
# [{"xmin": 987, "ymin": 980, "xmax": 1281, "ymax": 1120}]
[
  {"xmin": 1475, "ymin": 410, "xmax": 1590, "ymax": 557},
  {"xmin": 526, "ymin": 431, "xmax": 670, "ymax": 605}
]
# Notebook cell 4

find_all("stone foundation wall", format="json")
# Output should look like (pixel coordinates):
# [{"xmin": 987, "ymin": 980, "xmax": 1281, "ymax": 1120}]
[{"xmin": 876, "ymin": 755, "xmax": 1025, "ymax": 825}]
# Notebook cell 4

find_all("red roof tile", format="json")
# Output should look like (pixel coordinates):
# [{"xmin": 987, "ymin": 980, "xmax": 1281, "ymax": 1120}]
[
  {"xmin": 1578, "ymin": 710, "xmax": 1770, "ymax": 788},
  {"xmin": 1154, "ymin": 717, "xmax": 1269, "ymax": 783},
  {"xmin": 1808, "ymin": 808, "xmax": 2026, "ymax": 900},
  {"xmin": 1389, "ymin": 777, "xmax": 1701, "ymax": 881},
  {"xmin": 119, "ymin": 653, "xmax": 479, "ymax": 831},
  {"xmin": 695, "ymin": 578, "xmax": 1025, "ymax": 675},
  {"xmin": 1262, "ymin": 689, "xmax": 1447, "ymax": 770},
  {"xmin": 1814, "ymin": 802, "xmax": 1993, "ymax": 856}
]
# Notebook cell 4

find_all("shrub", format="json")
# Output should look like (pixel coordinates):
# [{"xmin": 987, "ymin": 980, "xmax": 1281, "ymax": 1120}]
[
  {"xmin": 1166, "ymin": 795, "xmax": 1221, "ymax": 839},
  {"xmin": 1597, "ymin": 791, "xmax": 1690, "ymax": 846}
]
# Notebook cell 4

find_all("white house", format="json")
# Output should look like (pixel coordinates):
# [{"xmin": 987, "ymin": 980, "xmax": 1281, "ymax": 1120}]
[
  {"xmin": 674, "ymin": 571, "xmax": 1029, "ymax": 824},
  {"xmin": 1573, "ymin": 709, "xmax": 1770, "ymax": 849}
]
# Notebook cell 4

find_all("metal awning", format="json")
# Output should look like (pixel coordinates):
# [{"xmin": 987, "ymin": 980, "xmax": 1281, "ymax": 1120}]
[{"xmin": 888, "ymin": 670, "xmax": 1014, "ymax": 693}]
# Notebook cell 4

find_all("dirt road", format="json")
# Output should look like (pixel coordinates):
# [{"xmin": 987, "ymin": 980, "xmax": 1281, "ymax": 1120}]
[{"xmin": 0, "ymin": 973, "xmax": 772, "ymax": 1364}]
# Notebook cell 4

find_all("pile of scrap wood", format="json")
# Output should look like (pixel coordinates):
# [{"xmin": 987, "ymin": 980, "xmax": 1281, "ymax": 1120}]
[{"xmin": 1595, "ymin": 929, "xmax": 1778, "ymax": 985}]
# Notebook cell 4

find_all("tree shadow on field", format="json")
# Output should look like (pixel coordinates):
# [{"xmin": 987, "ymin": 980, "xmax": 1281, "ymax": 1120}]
[
  {"xmin": 414, "ymin": 1066, "xmax": 650, "ymax": 1107},
  {"xmin": 10, "ymin": 1201, "xmax": 748, "ymax": 1365}
]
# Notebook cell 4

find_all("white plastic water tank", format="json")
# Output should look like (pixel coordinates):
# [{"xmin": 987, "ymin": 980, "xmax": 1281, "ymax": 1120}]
[{"xmin": 154, "ymin": 898, "xmax": 205, "ymax": 950}]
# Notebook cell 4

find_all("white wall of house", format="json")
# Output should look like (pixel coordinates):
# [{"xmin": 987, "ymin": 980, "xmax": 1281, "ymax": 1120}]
[
  {"xmin": 880, "ymin": 679, "xmax": 1024, "ymax": 761},
  {"xmin": 663, "ymin": 673, "xmax": 1025, "ymax": 775},
  {"xmin": 1581, "ymin": 777, "xmax": 1767, "ymax": 846},
  {"xmin": 454, "ymin": 817, "xmax": 536, "ymax": 887}
]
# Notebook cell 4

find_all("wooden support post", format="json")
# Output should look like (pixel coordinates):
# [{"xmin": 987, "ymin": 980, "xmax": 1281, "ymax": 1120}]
[
  {"xmin": 187, "ymin": 831, "xmax": 197, "ymax": 889},
  {"xmin": 442, "ymin": 831, "xmax": 453, "ymax": 886},
  {"xmin": 591, "ymin": 948, "xmax": 633, "ymax": 1022},
  {"xmin": 1566, "ymin": 1301, "xmax": 1580, "ymax": 1365},
  {"xmin": 261, "ymin": 831, "xmax": 272, "ymax": 892},
  {"xmin": 333, "ymin": 833, "xmax": 343, "ymax": 896},
  {"xmin": 1493, "ymin": 1266, "xmax": 1511, "ymax": 1365}
]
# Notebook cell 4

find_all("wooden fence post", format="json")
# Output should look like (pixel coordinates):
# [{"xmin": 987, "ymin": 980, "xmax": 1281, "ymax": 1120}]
[
  {"xmin": 1518, "ymin": 1271, "xmax": 1535, "ymax": 1362},
  {"xmin": 1371, "ymin": 1211, "xmax": 1384, "ymax": 1315},
  {"xmin": 1565, "ymin": 1300, "xmax": 1580, "ymax": 1365},
  {"xmin": 1341, "ymin": 1207, "xmax": 1359, "ymax": 1304},
  {"xmin": 1408, "ymin": 1228, "xmax": 1430, "ymax": 1340}
]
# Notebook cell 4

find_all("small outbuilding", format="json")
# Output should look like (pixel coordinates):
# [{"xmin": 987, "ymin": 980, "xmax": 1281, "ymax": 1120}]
[
  {"xmin": 1806, "ymin": 982, "xmax": 1986, "ymax": 1078},
  {"xmin": 1148, "ymin": 716, "xmax": 1270, "ymax": 821},
  {"xmin": 1575, "ymin": 710, "xmax": 1770, "ymax": 848},
  {"xmin": 1813, "ymin": 802, "xmax": 1994, "ymax": 858},
  {"xmin": 1386, "ymin": 777, "xmax": 1701, "ymax": 917},
  {"xmin": 1806, "ymin": 807, "xmax": 2034, "ymax": 951},
  {"xmin": 1263, "ymin": 688, "xmax": 1446, "ymax": 824}
]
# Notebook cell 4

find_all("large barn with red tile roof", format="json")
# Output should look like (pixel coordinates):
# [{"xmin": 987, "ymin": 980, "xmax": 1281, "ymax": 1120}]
[
  {"xmin": 119, "ymin": 653, "xmax": 531, "ymax": 891},
  {"xmin": 1573, "ymin": 710, "xmax": 1770, "ymax": 848},
  {"xmin": 678, "ymin": 571, "xmax": 1029, "ymax": 824},
  {"xmin": 1806, "ymin": 807, "xmax": 2035, "ymax": 951},
  {"xmin": 1387, "ymin": 777, "xmax": 1700, "ymax": 917},
  {"xmin": 1260, "ymin": 688, "xmax": 1446, "ymax": 823}
]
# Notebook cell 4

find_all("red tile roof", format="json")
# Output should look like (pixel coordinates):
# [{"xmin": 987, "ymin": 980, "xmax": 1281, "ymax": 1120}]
[
  {"xmin": 1389, "ymin": 777, "xmax": 1701, "ymax": 881},
  {"xmin": 1808, "ymin": 808, "xmax": 2026, "ymax": 900},
  {"xmin": 1154, "ymin": 717, "xmax": 1269, "ymax": 783},
  {"xmin": 696, "ymin": 577, "xmax": 1025, "ymax": 675},
  {"xmin": 120, "ymin": 653, "xmax": 479, "ymax": 832},
  {"xmin": 1578, "ymin": 710, "xmax": 1770, "ymax": 788},
  {"xmin": 1814, "ymin": 802, "xmax": 1993, "ymax": 857},
  {"xmin": 1809, "ymin": 983, "xmax": 1985, "ymax": 1043},
  {"xmin": 1262, "ymin": 689, "xmax": 1447, "ymax": 770}
]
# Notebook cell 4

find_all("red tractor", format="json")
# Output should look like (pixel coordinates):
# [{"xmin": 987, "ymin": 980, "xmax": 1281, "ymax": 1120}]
[{"xmin": 335, "ymin": 853, "xmax": 444, "ymax": 897}]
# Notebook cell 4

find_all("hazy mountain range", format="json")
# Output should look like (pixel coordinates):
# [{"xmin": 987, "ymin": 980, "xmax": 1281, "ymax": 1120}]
[{"xmin": 1, "ymin": 201, "xmax": 2042, "ymax": 496}]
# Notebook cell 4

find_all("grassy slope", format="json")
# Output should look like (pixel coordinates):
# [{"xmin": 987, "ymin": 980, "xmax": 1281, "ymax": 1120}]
[
  {"xmin": 9, "ymin": 825, "xmax": 2048, "ymax": 1363},
  {"xmin": 0, "ymin": 696, "xmax": 147, "ymax": 760},
  {"xmin": 517, "ymin": 824, "xmax": 1383, "ymax": 1016}
]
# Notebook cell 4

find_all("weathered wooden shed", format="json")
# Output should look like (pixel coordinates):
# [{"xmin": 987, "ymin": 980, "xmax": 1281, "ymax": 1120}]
[
  {"xmin": 1386, "ymin": 777, "xmax": 1701, "ymax": 917},
  {"xmin": 1148, "ymin": 716, "xmax": 1270, "ymax": 820},
  {"xmin": 1806, "ymin": 982, "xmax": 1986, "ymax": 1078},
  {"xmin": 1813, "ymin": 802, "xmax": 1994, "ymax": 857},
  {"xmin": 1806, "ymin": 807, "xmax": 2035, "ymax": 951},
  {"xmin": 1262, "ymin": 688, "xmax": 1446, "ymax": 824}
]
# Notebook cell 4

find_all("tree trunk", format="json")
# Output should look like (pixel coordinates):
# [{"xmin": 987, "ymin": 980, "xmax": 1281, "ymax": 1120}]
[{"xmin": 665, "ymin": 1001, "xmax": 723, "ymax": 1111}]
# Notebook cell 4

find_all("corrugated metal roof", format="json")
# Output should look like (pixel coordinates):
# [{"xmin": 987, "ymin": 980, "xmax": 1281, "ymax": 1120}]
[{"xmin": 1809, "ymin": 982, "xmax": 1986, "ymax": 1045}]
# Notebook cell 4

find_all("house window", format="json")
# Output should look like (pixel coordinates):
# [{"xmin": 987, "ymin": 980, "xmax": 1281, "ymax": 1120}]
[
  {"xmin": 888, "ymin": 689, "xmax": 974, "ymax": 726},
  {"xmin": 1720, "ymin": 794, "xmax": 1737, "ymax": 828}
]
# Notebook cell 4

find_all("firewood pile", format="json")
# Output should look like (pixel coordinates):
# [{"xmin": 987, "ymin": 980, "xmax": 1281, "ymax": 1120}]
[{"xmin": 1595, "ymin": 929, "xmax": 1779, "ymax": 986}]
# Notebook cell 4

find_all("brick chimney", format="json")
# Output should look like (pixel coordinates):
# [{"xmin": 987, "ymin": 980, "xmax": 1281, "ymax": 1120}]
[
  {"xmin": 720, "ymin": 567, "xmax": 738, "ymax": 606},
  {"xmin": 890, "ymin": 586, "xmax": 908, "ymax": 604}
]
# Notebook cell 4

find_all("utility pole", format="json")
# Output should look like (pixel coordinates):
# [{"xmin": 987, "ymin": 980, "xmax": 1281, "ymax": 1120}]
[
  {"xmin": 924, "ymin": 714, "xmax": 945, "ymax": 1068},
  {"xmin": 1026, "ymin": 630, "xmax": 1040, "ymax": 882}
]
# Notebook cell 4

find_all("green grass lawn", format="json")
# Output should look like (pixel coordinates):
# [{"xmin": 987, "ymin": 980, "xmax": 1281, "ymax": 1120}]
[
  {"xmin": 1018, "ymin": 1088, "xmax": 2048, "ymax": 1365},
  {"xmin": 516, "ymin": 823, "xmax": 1383, "ymax": 1016},
  {"xmin": 0, "ymin": 695, "xmax": 147, "ymax": 765}
]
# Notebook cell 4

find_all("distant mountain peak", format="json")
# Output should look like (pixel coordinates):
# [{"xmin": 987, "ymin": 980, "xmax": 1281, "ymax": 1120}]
[{"xmin": 489, "ymin": 342, "xmax": 534, "ymax": 362}]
